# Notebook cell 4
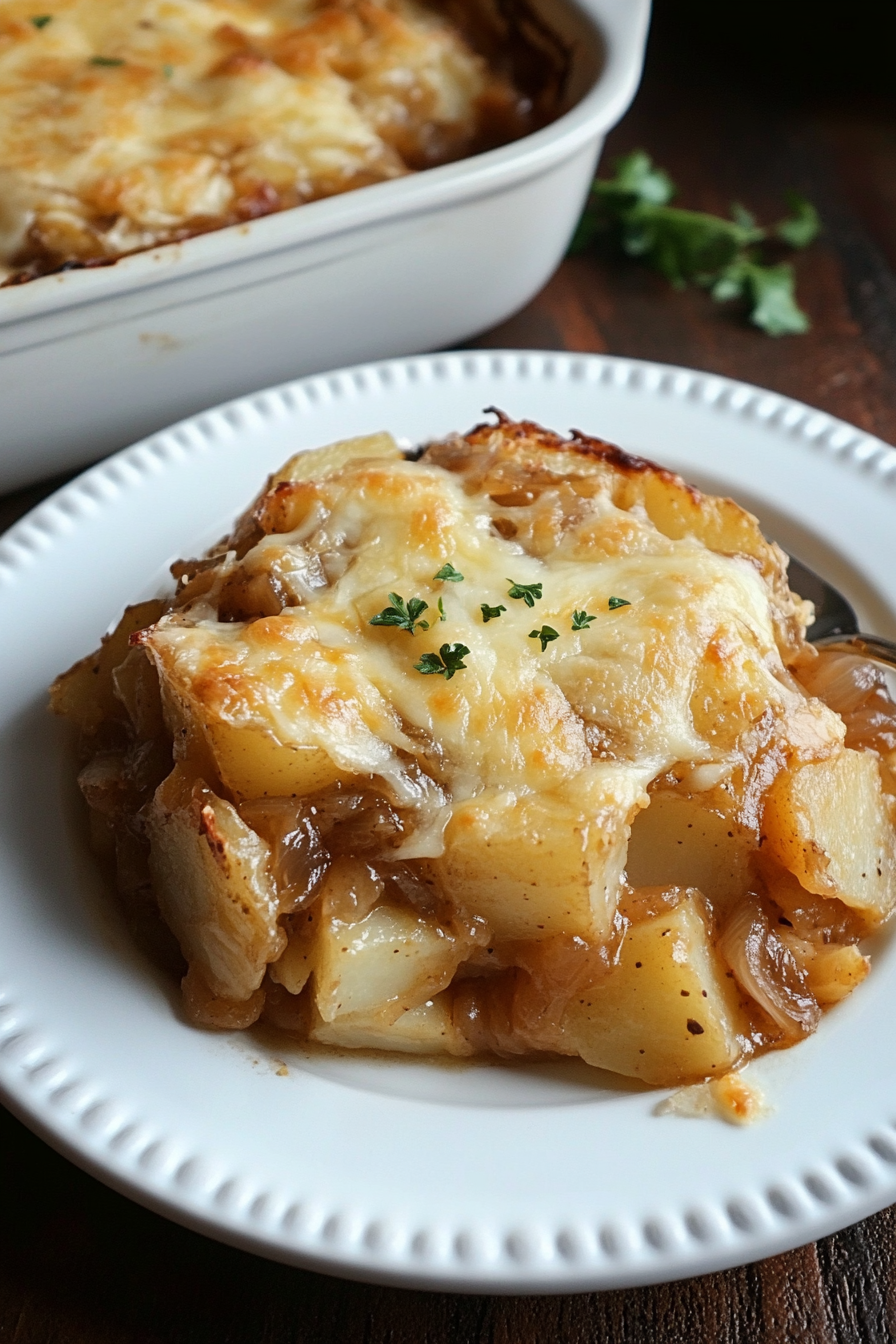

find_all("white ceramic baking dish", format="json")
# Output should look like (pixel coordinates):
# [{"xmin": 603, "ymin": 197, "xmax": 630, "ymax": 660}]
[{"xmin": 0, "ymin": 0, "xmax": 650, "ymax": 493}]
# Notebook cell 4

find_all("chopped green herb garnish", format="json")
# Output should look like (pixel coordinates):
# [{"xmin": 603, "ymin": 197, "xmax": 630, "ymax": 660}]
[
  {"xmin": 571, "ymin": 609, "xmax": 597, "ymax": 630},
  {"xmin": 529, "ymin": 625, "xmax": 559, "ymax": 652},
  {"xmin": 507, "ymin": 579, "xmax": 543, "ymax": 608},
  {"xmin": 437, "ymin": 596, "xmax": 446, "ymax": 622},
  {"xmin": 90, "ymin": 55, "xmax": 125, "ymax": 65},
  {"xmin": 480, "ymin": 603, "xmax": 506, "ymax": 623},
  {"xmin": 414, "ymin": 643, "xmax": 470, "ymax": 680},
  {"xmin": 162, "ymin": 62, "xmax": 174, "ymax": 78},
  {"xmin": 569, "ymin": 150, "xmax": 820, "ymax": 336},
  {"xmin": 775, "ymin": 191, "xmax": 821, "ymax": 250},
  {"xmin": 608, "ymin": 596, "xmax": 631, "ymax": 610},
  {"xmin": 433, "ymin": 562, "xmax": 464, "ymax": 583},
  {"xmin": 369, "ymin": 592, "xmax": 430, "ymax": 635},
  {"xmin": 30, "ymin": 14, "xmax": 52, "ymax": 27}
]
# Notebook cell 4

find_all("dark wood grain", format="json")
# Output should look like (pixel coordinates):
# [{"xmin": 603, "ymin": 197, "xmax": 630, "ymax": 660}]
[{"xmin": 3, "ymin": 0, "xmax": 896, "ymax": 1337}]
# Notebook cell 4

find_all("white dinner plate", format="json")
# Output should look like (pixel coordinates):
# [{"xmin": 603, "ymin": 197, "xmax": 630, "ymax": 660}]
[{"xmin": 2, "ymin": 350, "xmax": 896, "ymax": 1294}]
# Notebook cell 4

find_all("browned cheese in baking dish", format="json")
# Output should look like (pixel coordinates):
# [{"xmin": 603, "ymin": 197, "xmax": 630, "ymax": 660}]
[
  {"xmin": 0, "ymin": 0, "xmax": 565, "ymax": 284},
  {"xmin": 51, "ymin": 416, "xmax": 896, "ymax": 1089}
]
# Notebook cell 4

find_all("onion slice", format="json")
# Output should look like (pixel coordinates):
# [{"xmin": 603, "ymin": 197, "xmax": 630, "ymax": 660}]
[
  {"xmin": 719, "ymin": 895, "xmax": 821, "ymax": 1040},
  {"xmin": 799, "ymin": 650, "xmax": 896, "ymax": 757}
]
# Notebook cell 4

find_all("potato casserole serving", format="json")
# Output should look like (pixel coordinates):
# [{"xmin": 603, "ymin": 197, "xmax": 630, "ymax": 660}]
[
  {"xmin": 0, "ymin": 0, "xmax": 562, "ymax": 284},
  {"xmin": 52, "ymin": 417, "xmax": 896, "ymax": 1101}
]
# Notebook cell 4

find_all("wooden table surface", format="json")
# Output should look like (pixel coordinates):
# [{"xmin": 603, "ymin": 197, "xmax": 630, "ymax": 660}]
[{"xmin": 2, "ymin": 0, "xmax": 895, "ymax": 1338}]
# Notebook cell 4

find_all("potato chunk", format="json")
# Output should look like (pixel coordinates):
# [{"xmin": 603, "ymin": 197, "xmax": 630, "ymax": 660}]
[
  {"xmin": 268, "ymin": 912, "xmax": 318, "ymax": 995},
  {"xmin": 780, "ymin": 935, "xmax": 870, "ymax": 1006},
  {"xmin": 558, "ymin": 892, "xmax": 750, "ymax": 1085},
  {"xmin": 313, "ymin": 904, "xmax": 469, "ymax": 1024},
  {"xmin": 199, "ymin": 721, "xmax": 347, "ymax": 801},
  {"xmin": 309, "ymin": 993, "xmax": 472, "ymax": 1056},
  {"xmin": 626, "ymin": 791, "xmax": 754, "ymax": 914},
  {"xmin": 762, "ymin": 749, "xmax": 896, "ymax": 922},
  {"xmin": 149, "ymin": 631, "xmax": 350, "ymax": 800},
  {"xmin": 232, "ymin": 434, "xmax": 403, "ymax": 543},
  {"xmin": 431, "ymin": 771, "xmax": 644, "ymax": 941},
  {"xmin": 147, "ymin": 764, "xmax": 284, "ymax": 1000},
  {"xmin": 50, "ymin": 599, "xmax": 166, "ymax": 734},
  {"xmin": 271, "ymin": 433, "xmax": 401, "ymax": 488}
]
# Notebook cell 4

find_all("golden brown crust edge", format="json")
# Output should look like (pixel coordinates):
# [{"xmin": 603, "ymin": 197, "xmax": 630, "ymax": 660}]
[{"xmin": 421, "ymin": 411, "xmax": 812, "ymax": 666}]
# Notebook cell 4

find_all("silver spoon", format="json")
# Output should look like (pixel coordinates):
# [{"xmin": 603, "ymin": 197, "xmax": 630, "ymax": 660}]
[{"xmin": 787, "ymin": 556, "xmax": 896, "ymax": 671}]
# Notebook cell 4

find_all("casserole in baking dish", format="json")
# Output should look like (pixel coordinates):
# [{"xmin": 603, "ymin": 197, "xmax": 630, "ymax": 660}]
[
  {"xmin": 0, "ymin": 0, "xmax": 564, "ymax": 284},
  {"xmin": 0, "ymin": 0, "xmax": 650, "ymax": 490}
]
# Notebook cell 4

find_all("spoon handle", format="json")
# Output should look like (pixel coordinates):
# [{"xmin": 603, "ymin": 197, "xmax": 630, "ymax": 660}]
[{"xmin": 813, "ymin": 632, "xmax": 896, "ymax": 672}]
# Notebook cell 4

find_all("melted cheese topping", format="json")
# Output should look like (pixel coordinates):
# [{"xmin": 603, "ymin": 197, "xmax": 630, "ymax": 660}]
[
  {"xmin": 145, "ymin": 426, "xmax": 844, "ymax": 876},
  {"xmin": 0, "ymin": 0, "xmax": 529, "ymax": 280},
  {"xmin": 56, "ymin": 417, "xmax": 895, "ymax": 1075}
]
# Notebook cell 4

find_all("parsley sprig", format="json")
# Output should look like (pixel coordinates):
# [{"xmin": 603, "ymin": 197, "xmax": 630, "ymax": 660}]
[
  {"xmin": 608, "ymin": 596, "xmax": 631, "ymax": 610},
  {"xmin": 529, "ymin": 625, "xmax": 559, "ymax": 652},
  {"xmin": 480, "ymin": 603, "xmax": 506, "ymax": 623},
  {"xmin": 415, "ymin": 643, "xmax": 470, "ymax": 680},
  {"xmin": 571, "ymin": 609, "xmax": 597, "ymax": 630},
  {"xmin": 30, "ymin": 14, "xmax": 52, "ymax": 26},
  {"xmin": 507, "ymin": 579, "xmax": 543, "ymax": 608},
  {"xmin": 570, "ymin": 150, "xmax": 820, "ymax": 336},
  {"xmin": 433, "ymin": 562, "xmax": 464, "ymax": 582},
  {"xmin": 369, "ymin": 592, "xmax": 430, "ymax": 634}
]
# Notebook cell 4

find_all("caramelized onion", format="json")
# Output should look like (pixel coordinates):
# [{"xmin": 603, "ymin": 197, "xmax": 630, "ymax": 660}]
[
  {"xmin": 240, "ymin": 798, "xmax": 329, "ymax": 912},
  {"xmin": 764, "ymin": 862, "xmax": 866, "ymax": 944},
  {"xmin": 799, "ymin": 650, "xmax": 896, "ymax": 758},
  {"xmin": 719, "ymin": 896, "xmax": 820, "ymax": 1040},
  {"xmin": 452, "ymin": 972, "xmax": 531, "ymax": 1057},
  {"xmin": 312, "ymin": 788, "xmax": 405, "ymax": 856},
  {"xmin": 181, "ymin": 964, "xmax": 265, "ymax": 1030},
  {"xmin": 452, "ymin": 933, "xmax": 617, "ymax": 1055},
  {"xmin": 261, "ymin": 978, "xmax": 310, "ymax": 1035},
  {"xmin": 510, "ymin": 932, "xmax": 618, "ymax": 1044}
]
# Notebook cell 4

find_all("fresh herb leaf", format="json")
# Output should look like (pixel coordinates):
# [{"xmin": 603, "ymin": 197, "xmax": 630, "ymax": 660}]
[
  {"xmin": 710, "ymin": 265, "xmax": 747, "ymax": 303},
  {"xmin": 775, "ymin": 191, "xmax": 820, "ymax": 249},
  {"xmin": 712, "ymin": 257, "xmax": 809, "ymax": 334},
  {"xmin": 437, "ymin": 596, "xmax": 446, "ymax": 622},
  {"xmin": 414, "ymin": 643, "xmax": 470, "ymax": 680},
  {"xmin": 90, "ymin": 55, "xmax": 125, "ymax": 65},
  {"xmin": 744, "ymin": 262, "xmax": 809, "ymax": 335},
  {"xmin": 570, "ymin": 150, "xmax": 819, "ymax": 335},
  {"xmin": 369, "ymin": 592, "xmax": 430, "ymax": 634},
  {"xmin": 507, "ymin": 579, "xmax": 543, "ymax": 608},
  {"xmin": 480, "ymin": 603, "xmax": 506, "ymax": 623},
  {"xmin": 608, "ymin": 596, "xmax": 631, "ymax": 610},
  {"xmin": 730, "ymin": 202, "xmax": 757, "ymax": 232},
  {"xmin": 529, "ymin": 625, "xmax": 559, "ymax": 652},
  {"xmin": 596, "ymin": 148, "xmax": 674, "ymax": 207},
  {"xmin": 617, "ymin": 204, "xmax": 762, "ymax": 289},
  {"xmin": 433, "ymin": 562, "xmax": 464, "ymax": 583},
  {"xmin": 30, "ymin": 14, "xmax": 52, "ymax": 26},
  {"xmin": 162, "ymin": 62, "xmax": 173, "ymax": 78},
  {"xmin": 569, "ymin": 150, "xmax": 673, "ymax": 253},
  {"xmin": 571, "ymin": 609, "xmax": 597, "ymax": 630}
]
